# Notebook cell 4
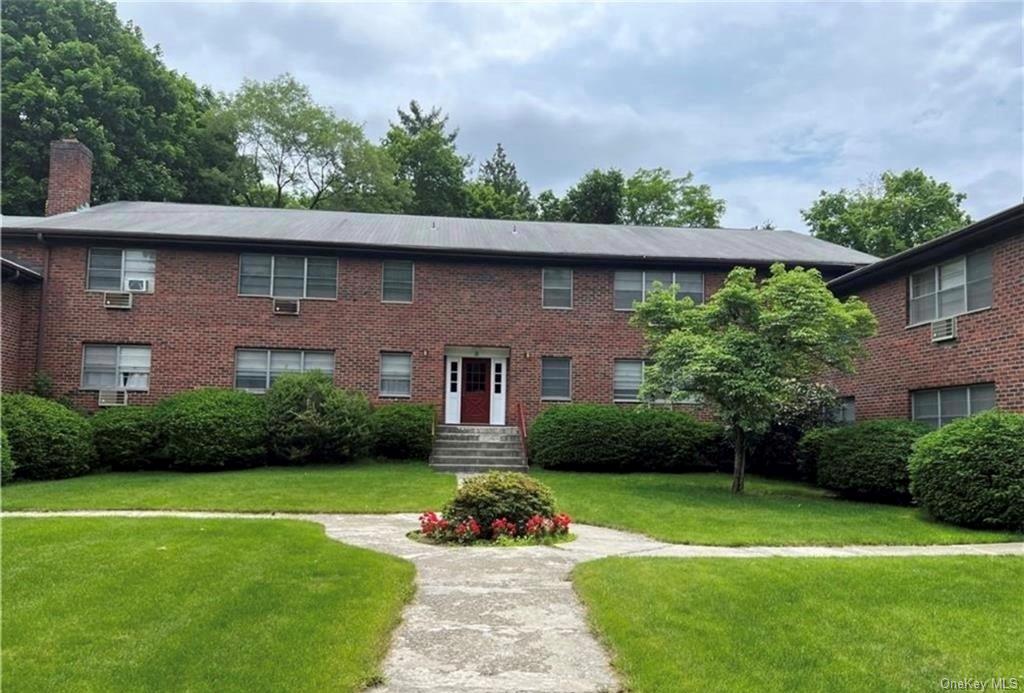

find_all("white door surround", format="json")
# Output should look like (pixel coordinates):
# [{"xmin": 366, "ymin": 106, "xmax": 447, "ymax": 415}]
[{"xmin": 444, "ymin": 346, "xmax": 510, "ymax": 425}]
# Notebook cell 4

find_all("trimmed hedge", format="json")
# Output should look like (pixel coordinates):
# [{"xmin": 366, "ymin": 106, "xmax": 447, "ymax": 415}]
[
  {"xmin": 265, "ymin": 372, "xmax": 374, "ymax": 464},
  {"xmin": 1, "ymin": 429, "xmax": 13, "ymax": 483},
  {"xmin": 816, "ymin": 420, "xmax": 930, "ymax": 502},
  {"xmin": 910, "ymin": 411, "xmax": 1024, "ymax": 529},
  {"xmin": 1, "ymin": 394, "xmax": 93, "ymax": 480},
  {"xmin": 91, "ymin": 406, "xmax": 158, "ymax": 471},
  {"xmin": 444, "ymin": 471, "xmax": 556, "ymax": 530},
  {"xmin": 528, "ymin": 404, "xmax": 720, "ymax": 472},
  {"xmin": 154, "ymin": 389, "xmax": 267, "ymax": 470},
  {"xmin": 372, "ymin": 403, "xmax": 435, "ymax": 460},
  {"xmin": 796, "ymin": 427, "xmax": 831, "ymax": 482}
]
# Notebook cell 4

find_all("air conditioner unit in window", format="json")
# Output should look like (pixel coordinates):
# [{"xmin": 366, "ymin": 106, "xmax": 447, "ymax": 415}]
[
  {"xmin": 931, "ymin": 316, "xmax": 957, "ymax": 342},
  {"xmin": 126, "ymin": 278, "xmax": 150, "ymax": 292},
  {"xmin": 103, "ymin": 292, "xmax": 133, "ymax": 309},
  {"xmin": 273, "ymin": 298, "xmax": 300, "ymax": 315},
  {"xmin": 98, "ymin": 390, "xmax": 128, "ymax": 407}
]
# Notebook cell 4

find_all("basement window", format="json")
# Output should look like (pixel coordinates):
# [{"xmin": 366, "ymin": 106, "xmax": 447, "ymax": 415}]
[
  {"xmin": 234, "ymin": 349, "xmax": 334, "ymax": 392},
  {"xmin": 614, "ymin": 270, "xmax": 703, "ymax": 310},
  {"xmin": 81, "ymin": 344, "xmax": 151, "ymax": 391},
  {"xmin": 238, "ymin": 254, "xmax": 337, "ymax": 299},
  {"xmin": 911, "ymin": 384, "xmax": 995, "ymax": 429},
  {"xmin": 87, "ymin": 248, "xmax": 155, "ymax": 292}
]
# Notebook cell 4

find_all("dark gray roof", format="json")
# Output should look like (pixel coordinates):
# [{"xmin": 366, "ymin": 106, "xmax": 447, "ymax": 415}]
[{"xmin": 3, "ymin": 201, "xmax": 878, "ymax": 267}]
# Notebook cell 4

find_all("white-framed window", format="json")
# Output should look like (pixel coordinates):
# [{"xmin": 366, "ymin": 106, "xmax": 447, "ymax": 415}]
[
  {"xmin": 833, "ymin": 396, "xmax": 856, "ymax": 425},
  {"xmin": 908, "ymin": 249, "xmax": 992, "ymax": 325},
  {"xmin": 613, "ymin": 359, "xmax": 644, "ymax": 402},
  {"xmin": 87, "ymin": 248, "xmax": 155, "ymax": 292},
  {"xmin": 81, "ymin": 344, "xmax": 152, "ymax": 391},
  {"xmin": 238, "ymin": 254, "xmax": 337, "ymax": 299},
  {"xmin": 234, "ymin": 349, "xmax": 334, "ymax": 392},
  {"xmin": 541, "ymin": 357, "xmax": 571, "ymax": 401},
  {"xmin": 380, "ymin": 352, "xmax": 412, "ymax": 397},
  {"xmin": 911, "ymin": 384, "xmax": 995, "ymax": 429},
  {"xmin": 614, "ymin": 270, "xmax": 703, "ymax": 310},
  {"xmin": 382, "ymin": 260, "xmax": 414, "ymax": 303},
  {"xmin": 542, "ymin": 268, "xmax": 573, "ymax": 309}
]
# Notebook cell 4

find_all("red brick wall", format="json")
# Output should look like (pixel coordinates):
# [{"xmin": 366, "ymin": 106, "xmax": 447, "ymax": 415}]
[
  {"xmin": 831, "ymin": 231, "xmax": 1024, "ymax": 418},
  {"xmin": 1, "ymin": 280, "xmax": 41, "ymax": 392},
  {"xmin": 33, "ymin": 241, "xmax": 729, "ymax": 420}
]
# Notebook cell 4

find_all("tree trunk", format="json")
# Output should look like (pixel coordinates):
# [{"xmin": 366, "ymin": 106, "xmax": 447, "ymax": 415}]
[{"xmin": 731, "ymin": 428, "xmax": 746, "ymax": 494}]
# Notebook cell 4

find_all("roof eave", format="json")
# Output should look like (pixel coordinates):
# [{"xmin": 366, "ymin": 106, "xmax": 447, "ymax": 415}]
[{"xmin": 828, "ymin": 203, "xmax": 1024, "ymax": 294}]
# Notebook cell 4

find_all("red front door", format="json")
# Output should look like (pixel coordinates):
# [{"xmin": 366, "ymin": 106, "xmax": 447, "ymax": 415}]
[{"xmin": 460, "ymin": 358, "xmax": 491, "ymax": 424}]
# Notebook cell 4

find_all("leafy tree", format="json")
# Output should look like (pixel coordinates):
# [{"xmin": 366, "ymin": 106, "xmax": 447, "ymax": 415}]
[
  {"xmin": 536, "ymin": 189, "xmax": 565, "ymax": 221},
  {"xmin": 383, "ymin": 100, "xmax": 470, "ymax": 216},
  {"xmin": 802, "ymin": 169, "xmax": 971, "ymax": 257},
  {"xmin": 562, "ymin": 168, "xmax": 624, "ymax": 224},
  {"xmin": 622, "ymin": 168, "xmax": 725, "ymax": 227},
  {"xmin": 476, "ymin": 143, "xmax": 533, "ymax": 217},
  {"xmin": 632, "ymin": 264, "xmax": 876, "ymax": 493},
  {"xmin": 317, "ymin": 139, "xmax": 412, "ymax": 214},
  {"xmin": 229, "ymin": 75, "xmax": 388, "ymax": 210},
  {"xmin": 1, "ymin": 0, "xmax": 245, "ymax": 215}
]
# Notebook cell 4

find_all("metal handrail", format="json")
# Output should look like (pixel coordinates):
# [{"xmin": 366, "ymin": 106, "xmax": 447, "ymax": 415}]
[{"xmin": 516, "ymin": 402, "xmax": 529, "ymax": 465}]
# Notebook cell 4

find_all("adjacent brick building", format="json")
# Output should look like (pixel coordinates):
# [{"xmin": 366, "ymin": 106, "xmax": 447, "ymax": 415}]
[
  {"xmin": 2, "ymin": 140, "xmax": 1019, "ymax": 430},
  {"xmin": 829, "ymin": 204, "xmax": 1024, "ymax": 427}
]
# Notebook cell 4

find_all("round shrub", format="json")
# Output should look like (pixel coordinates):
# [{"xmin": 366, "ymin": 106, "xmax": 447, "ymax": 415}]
[
  {"xmin": 910, "ymin": 411, "xmax": 1024, "ymax": 529},
  {"xmin": 528, "ymin": 405, "xmax": 634, "ymax": 471},
  {"xmin": 265, "ymin": 372, "xmax": 373, "ymax": 464},
  {"xmin": 443, "ymin": 471, "xmax": 557, "ymax": 531},
  {"xmin": 1, "ymin": 429, "xmax": 13, "ymax": 483},
  {"xmin": 154, "ymin": 389, "xmax": 266, "ymax": 470},
  {"xmin": 372, "ymin": 403, "xmax": 435, "ymax": 460},
  {"xmin": 629, "ymin": 408, "xmax": 719, "ymax": 472},
  {"xmin": 796, "ymin": 427, "xmax": 832, "ymax": 482},
  {"xmin": 816, "ymin": 420, "xmax": 929, "ymax": 502},
  {"xmin": 1, "ymin": 394, "xmax": 93, "ymax": 480},
  {"xmin": 91, "ymin": 406, "xmax": 158, "ymax": 471}
]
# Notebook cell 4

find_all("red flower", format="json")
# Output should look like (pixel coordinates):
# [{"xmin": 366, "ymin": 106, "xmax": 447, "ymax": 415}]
[{"xmin": 490, "ymin": 517, "xmax": 518, "ymax": 538}]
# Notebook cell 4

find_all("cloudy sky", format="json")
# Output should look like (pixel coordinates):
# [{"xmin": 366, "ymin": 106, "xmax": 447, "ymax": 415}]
[{"xmin": 116, "ymin": 1, "xmax": 1022, "ymax": 232}]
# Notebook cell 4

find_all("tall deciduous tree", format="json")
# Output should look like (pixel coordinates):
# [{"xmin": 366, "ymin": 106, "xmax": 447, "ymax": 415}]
[
  {"xmin": 1, "ymin": 0, "xmax": 245, "ymax": 215},
  {"xmin": 383, "ymin": 100, "xmax": 470, "ymax": 216},
  {"xmin": 621, "ymin": 167, "xmax": 726, "ymax": 227},
  {"xmin": 465, "ymin": 143, "xmax": 535, "ymax": 220},
  {"xmin": 802, "ymin": 169, "xmax": 971, "ymax": 257},
  {"xmin": 562, "ymin": 168, "xmax": 624, "ymax": 224},
  {"xmin": 632, "ymin": 265, "xmax": 876, "ymax": 493},
  {"xmin": 535, "ymin": 190, "xmax": 565, "ymax": 221}
]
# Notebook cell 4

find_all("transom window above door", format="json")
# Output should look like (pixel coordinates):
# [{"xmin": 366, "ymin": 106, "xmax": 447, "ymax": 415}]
[
  {"xmin": 238, "ymin": 254, "xmax": 337, "ymax": 299},
  {"xmin": 87, "ymin": 248, "xmax": 155, "ymax": 292},
  {"xmin": 908, "ymin": 249, "xmax": 992, "ymax": 325},
  {"xmin": 614, "ymin": 270, "xmax": 703, "ymax": 310}
]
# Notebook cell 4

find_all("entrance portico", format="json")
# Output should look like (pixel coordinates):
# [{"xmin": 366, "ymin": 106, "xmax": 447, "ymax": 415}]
[{"xmin": 443, "ymin": 346, "xmax": 509, "ymax": 425}]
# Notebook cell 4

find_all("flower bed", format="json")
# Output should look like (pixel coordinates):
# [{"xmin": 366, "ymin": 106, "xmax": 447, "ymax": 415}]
[{"xmin": 412, "ymin": 510, "xmax": 573, "ymax": 546}]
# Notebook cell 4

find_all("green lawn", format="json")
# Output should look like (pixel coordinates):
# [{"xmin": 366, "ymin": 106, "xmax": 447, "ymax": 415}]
[
  {"xmin": 1, "ymin": 461, "xmax": 455, "ymax": 513},
  {"xmin": 574, "ymin": 556, "xmax": 1024, "ymax": 692},
  {"xmin": 2, "ymin": 517, "xmax": 413, "ymax": 692},
  {"xmin": 532, "ymin": 470, "xmax": 1020, "ymax": 545}
]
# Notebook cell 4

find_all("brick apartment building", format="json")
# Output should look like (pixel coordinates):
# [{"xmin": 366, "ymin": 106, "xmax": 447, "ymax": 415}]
[{"xmin": 2, "ymin": 139, "xmax": 1020, "ymax": 430}]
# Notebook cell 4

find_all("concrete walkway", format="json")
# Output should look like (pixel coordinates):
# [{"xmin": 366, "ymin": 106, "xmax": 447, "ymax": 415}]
[{"xmin": 6, "ymin": 510, "xmax": 1023, "ymax": 693}]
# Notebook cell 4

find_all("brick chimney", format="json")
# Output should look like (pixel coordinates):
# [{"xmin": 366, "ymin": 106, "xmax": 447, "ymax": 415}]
[{"xmin": 44, "ymin": 138, "xmax": 93, "ymax": 216}]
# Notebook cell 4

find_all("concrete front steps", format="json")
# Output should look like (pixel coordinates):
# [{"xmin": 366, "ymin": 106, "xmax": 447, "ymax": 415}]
[{"xmin": 429, "ymin": 425, "xmax": 528, "ymax": 474}]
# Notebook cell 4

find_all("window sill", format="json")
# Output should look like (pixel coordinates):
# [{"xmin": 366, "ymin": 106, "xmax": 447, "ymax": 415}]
[
  {"xmin": 381, "ymin": 300, "xmax": 413, "ymax": 305},
  {"xmin": 906, "ymin": 306, "xmax": 992, "ymax": 330},
  {"xmin": 379, "ymin": 394, "xmax": 412, "ymax": 399},
  {"xmin": 237, "ymin": 294, "xmax": 338, "ymax": 301},
  {"xmin": 85, "ymin": 289, "xmax": 154, "ymax": 295},
  {"xmin": 541, "ymin": 397, "xmax": 572, "ymax": 402},
  {"xmin": 78, "ymin": 388, "xmax": 150, "ymax": 394},
  {"xmin": 542, "ymin": 305, "xmax": 573, "ymax": 310}
]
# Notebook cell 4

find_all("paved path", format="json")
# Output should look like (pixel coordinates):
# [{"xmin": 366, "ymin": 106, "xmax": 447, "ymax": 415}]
[{"xmin": 6, "ymin": 510, "xmax": 1023, "ymax": 692}]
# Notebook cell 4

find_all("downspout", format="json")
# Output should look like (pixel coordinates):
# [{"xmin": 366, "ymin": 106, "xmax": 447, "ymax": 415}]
[{"xmin": 33, "ymin": 232, "xmax": 50, "ymax": 379}]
